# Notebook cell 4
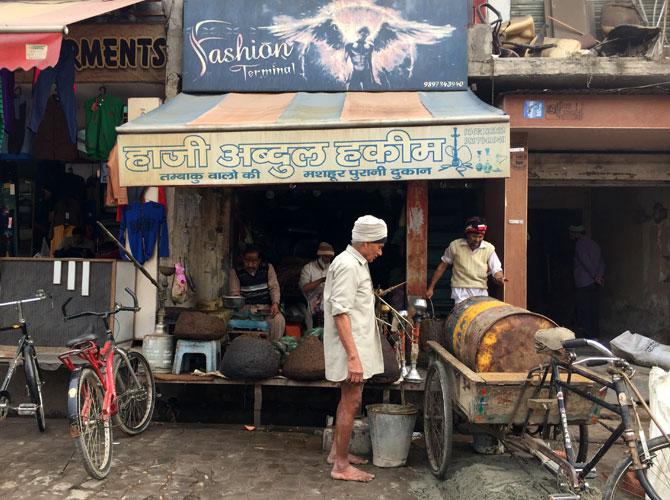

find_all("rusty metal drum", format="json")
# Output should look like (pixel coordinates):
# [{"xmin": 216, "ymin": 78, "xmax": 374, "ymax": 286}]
[{"xmin": 444, "ymin": 296, "xmax": 557, "ymax": 372}]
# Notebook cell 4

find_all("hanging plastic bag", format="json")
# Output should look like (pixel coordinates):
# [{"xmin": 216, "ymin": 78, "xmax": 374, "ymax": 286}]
[
  {"xmin": 171, "ymin": 261, "xmax": 188, "ymax": 304},
  {"xmin": 648, "ymin": 367, "xmax": 670, "ymax": 498}
]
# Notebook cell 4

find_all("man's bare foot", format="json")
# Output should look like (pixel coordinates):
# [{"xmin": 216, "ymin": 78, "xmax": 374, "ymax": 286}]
[
  {"xmin": 327, "ymin": 453, "xmax": 368, "ymax": 465},
  {"xmin": 331, "ymin": 464, "xmax": 375, "ymax": 482}
]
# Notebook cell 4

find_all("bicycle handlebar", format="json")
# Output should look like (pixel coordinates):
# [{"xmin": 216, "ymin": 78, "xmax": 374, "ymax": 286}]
[
  {"xmin": 561, "ymin": 338, "xmax": 615, "ymax": 357},
  {"xmin": 62, "ymin": 287, "xmax": 140, "ymax": 322},
  {"xmin": 0, "ymin": 289, "xmax": 49, "ymax": 309}
]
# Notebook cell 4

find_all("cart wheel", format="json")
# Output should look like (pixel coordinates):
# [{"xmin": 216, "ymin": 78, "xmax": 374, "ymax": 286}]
[{"xmin": 424, "ymin": 361, "xmax": 453, "ymax": 479}]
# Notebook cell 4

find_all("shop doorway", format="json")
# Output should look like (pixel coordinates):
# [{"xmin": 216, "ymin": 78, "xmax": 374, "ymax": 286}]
[
  {"xmin": 527, "ymin": 208, "xmax": 582, "ymax": 329},
  {"xmin": 233, "ymin": 183, "xmax": 406, "ymax": 322}
]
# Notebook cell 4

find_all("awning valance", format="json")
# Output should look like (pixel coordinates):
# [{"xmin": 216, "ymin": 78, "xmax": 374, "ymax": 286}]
[
  {"xmin": 0, "ymin": 0, "xmax": 145, "ymax": 70},
  {"xmin": 117, "ymin": 90, "xmax": 510, "ymax": 187}
]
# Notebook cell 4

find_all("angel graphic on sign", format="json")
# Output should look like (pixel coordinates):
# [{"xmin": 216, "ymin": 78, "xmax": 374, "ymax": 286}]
[{"xmin": 264, "ymin": 0, "xmax": 456, "ymax": 90}]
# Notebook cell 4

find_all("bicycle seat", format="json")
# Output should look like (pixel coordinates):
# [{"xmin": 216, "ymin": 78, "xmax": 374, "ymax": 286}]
[
  {"xmin": 65, "ymin": 333, "xmax": 98, "ymax": 348},
  {"xmin": 534, "ymin": 327, "xmax": 575, "ymax": 353}
]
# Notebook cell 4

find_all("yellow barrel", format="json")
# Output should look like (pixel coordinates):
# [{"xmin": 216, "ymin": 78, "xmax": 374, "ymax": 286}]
[{"xmin": 445, "ymin": 296, "xmax": 556, "ymax": 372}]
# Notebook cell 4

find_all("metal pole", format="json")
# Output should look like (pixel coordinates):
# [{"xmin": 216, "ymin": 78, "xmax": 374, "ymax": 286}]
[{"xmin": 96, "ymin": 221, "xmax": 159, "ymax": 288}]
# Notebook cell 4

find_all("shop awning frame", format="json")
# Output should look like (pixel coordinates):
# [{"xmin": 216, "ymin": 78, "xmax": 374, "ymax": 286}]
[
  {"xmin": 0, "ymin": 0, "xmax": 145, "ymax": 70},
  {"xmin": 116, "ymin": 90, "xmax": 511, "ymax": 187}
]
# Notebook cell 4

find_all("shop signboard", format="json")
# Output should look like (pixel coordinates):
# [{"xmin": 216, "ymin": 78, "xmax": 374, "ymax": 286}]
[
  {"xmin": 182, "ymin": 0, "xmax": 467, "ymax": 92},
  {"xmin": 117, "ymin": 124, "xmax": 510, "ymax": 187},
  {"xmin": 14, "ymin": 24, "xmax": 168, "ymax": 83}
]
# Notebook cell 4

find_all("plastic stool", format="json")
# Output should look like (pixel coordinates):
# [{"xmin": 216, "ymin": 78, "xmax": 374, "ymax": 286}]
[{"xmin": 172, "ymin": 339, "xmax": 221, "ymax": 374}]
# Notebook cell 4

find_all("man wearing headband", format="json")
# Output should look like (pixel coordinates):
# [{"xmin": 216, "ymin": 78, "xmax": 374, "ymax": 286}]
[
  {"xmin": 299, "ymin": 241, "xmax": 335, "ymax": 329},
  {"xmin": 426, "ymin": 216, "xmax": 505, "ymax": 304},
  {"xmin": 324, "ymin": 215, "xmax": 386, "ymax": 482}
]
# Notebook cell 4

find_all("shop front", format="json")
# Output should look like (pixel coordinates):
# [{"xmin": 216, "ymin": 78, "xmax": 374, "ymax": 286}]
[
  {"xmin": 503, "ymin": 92, "xmax": 670, "ymax": 344},
  {"xmin": 0, "ymin": 0, "xmax": 166, "ymax": 348}
]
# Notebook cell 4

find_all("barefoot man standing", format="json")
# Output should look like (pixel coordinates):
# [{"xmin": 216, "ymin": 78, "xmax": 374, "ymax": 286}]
[{"xmin": 324, "ymin": 215, "xmax": 386, "ymax": 482}]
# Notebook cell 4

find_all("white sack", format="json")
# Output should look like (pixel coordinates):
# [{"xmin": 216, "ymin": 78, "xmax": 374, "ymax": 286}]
[
  {"xmin": 648, "ymin": 367, "xmax": 670, "ymax": 498},
  {"xmin": 610, "ymin": 331, "xmax": 670, "ymax": 370}
]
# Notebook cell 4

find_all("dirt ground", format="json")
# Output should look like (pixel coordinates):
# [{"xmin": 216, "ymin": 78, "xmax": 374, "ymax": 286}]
[{"xmin": 0, "ymin": 416, "xmax": 631, "ymax": 499}]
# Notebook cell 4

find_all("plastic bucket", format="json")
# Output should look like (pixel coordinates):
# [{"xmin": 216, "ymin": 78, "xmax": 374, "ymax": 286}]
[
  {"xmin": 142, "ymin": 334, "xmax": 174, "ymax": 373},
  {"xmin": 366, "ymin": 404, "xmax": 417, "ymax": 467}
]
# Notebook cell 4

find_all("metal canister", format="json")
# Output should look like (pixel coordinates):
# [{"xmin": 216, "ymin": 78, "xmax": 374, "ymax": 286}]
[
  {"xmin": 142, "ymin": 334, "xmax": 174, "ymax": 373},
  {"xmin": 444, "ymin": 296, "xmax": 556, "ymax": 372}
]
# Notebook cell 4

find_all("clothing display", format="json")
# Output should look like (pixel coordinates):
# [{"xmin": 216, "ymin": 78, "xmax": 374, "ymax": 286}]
[
  {"xmin": 32, "ymin": 96, "xmax": 78, "ymax": 160},
  {"xmin": 27, "ymin": 40, "xmax": 77, "ymax": 147},
  {"xmin": 85, "ymin": 92, "xmax": 124, "ymax": 160},
  {"xmin": 119, "ymin": 201, "xmax": 169, "ymax": 265}
]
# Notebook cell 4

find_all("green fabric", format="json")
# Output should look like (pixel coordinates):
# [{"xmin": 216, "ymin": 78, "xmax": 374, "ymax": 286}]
[
  {"xmin": 85, "ymin": 94, "xmax": 124, "ymax": 160},
  {"xmin": 306, "ymin": 327, "xmax": 323, "ymax": 339}
]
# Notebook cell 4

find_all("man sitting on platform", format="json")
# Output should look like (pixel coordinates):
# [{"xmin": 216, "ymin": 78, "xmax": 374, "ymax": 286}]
[{"xmin": 229, "ymin": 245, "xmax": 285, "ymax": 341}]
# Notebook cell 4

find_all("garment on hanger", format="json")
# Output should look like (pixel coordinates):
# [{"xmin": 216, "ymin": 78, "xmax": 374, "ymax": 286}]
[
  {"xmin": 85, "ymin": 88, "xmax": 124, "ymax": 161},
  {"xmin": 33, "ymin": 96, "xmax": 78, "ymax": 160},
  {"xmin": 119, "ymin": 201, "xmax": 169, "ymax": 265},
  {"xmin": 28, "ymin": 40, "xmax": 77, "ymax": 144},
  {"xmin": 8, "ymin": 86, "xmax": 27, "ymax": 154},
  {"xmin": 1, "ymin": 70, "xmax": 14, "ymax": 139}
]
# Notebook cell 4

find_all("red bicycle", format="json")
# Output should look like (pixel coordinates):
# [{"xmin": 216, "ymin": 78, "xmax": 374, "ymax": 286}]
[{"xmin": 58, "ymin": 288, "xmax": 155, "ymax": 479}]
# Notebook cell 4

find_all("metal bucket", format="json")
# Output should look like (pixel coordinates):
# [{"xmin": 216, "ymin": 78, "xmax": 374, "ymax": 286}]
[
  {"xmin": 142, "ymin": 334, "xmax": 174, "ymax": 373},
  {"xmin": 366, "ymin": 404, "xmax": 417, "ymax": 467},
  {"xmin": 444, "ymin": 296, "xmax": 556, "ymax": 372}
]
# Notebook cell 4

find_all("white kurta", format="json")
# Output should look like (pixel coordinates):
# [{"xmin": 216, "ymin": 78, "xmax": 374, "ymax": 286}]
[{"xmin": 323, "ymin": 245, "xmax": 383, "ymax": 382}]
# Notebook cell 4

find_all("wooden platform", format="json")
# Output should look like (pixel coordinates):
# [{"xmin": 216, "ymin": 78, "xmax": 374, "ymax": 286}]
[{"xmin": 154, "ymin": 371, "xmax": 426, "ymax": 427}]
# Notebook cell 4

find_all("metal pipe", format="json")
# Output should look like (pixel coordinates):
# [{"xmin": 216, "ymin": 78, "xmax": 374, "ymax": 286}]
[
  {"xmin": 0, "ymin": 26, "xmax": 67, "ymax": 33},
  {"xmin": 116, "ymin": 115, "xmax": 510, "ymax": 135}
]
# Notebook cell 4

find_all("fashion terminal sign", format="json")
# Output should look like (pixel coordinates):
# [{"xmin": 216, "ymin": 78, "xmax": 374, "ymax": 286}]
[
  {"xmin": 182, "ymin": 0, "xmax": 468, "ymax": 92},
  {"xmin": 117, "ymin": 124, "xmax": 510, "ymax": 187}
]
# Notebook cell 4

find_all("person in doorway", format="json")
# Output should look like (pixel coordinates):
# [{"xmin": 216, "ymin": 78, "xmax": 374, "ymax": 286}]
[
  {"xmin": 425, "ymin": 216, "xmax": 506, "ymax": 304},
  {"xmin": 229, "ymin": 245, "xmax": 286, "ymax": 341},
  {"xmin": 299, "ymin": 241, "xmax": 335, "ymax": 329},
  {"xmin": 324, "ymin": 215, "xmax": 386, "ymax": 482},
  {"xmin": 569, "ymin": 224, "xmax": 605, "ymax": 339}
]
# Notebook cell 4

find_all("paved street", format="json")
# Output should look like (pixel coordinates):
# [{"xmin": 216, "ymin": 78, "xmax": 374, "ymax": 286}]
[{"xmin": 0, "ymin": 417, "xmax": 624, "ymax": 499}]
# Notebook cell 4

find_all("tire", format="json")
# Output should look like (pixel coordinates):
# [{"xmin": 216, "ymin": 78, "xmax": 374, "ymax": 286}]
[
  {"xmin": 113, "ymin": 351, "xmax": 155, "ymax": 436},
  {"xmin": 423, "ymin": 360, "xmax": 453, "ymax": 479},
  {"xmin": 68, "ymin": 367, "xmax": 112, "ymax": 479},
  {"xmin": 23, "ymin": 345, "xmax": 46, "ymax": 432},
  {"xmin": 603, "ymin": 436, "xmax": 670, "ymax": 500}
]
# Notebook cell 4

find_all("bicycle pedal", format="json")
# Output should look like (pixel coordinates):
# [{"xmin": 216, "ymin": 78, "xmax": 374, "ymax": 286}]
[{"xmin": 16, "ymin": 403, "xmax": 37, "ymax": 415}]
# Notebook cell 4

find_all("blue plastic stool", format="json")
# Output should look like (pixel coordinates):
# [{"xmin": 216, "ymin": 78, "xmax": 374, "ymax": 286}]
[{"xmin": 172, "ymin": 339, "xmax": 221, "ymax": 374}]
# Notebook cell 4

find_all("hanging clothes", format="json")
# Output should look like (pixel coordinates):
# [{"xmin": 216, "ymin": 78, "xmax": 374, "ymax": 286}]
[
  {"xmin": 119, "ymin": 201, "xmax": 169, "ymax": 265},
  {"xmin": 27, "ymin": 40, "xmax": 78, "ymax": 145},
  {"xmin": 85, "ymin": 92, "xmax": 124, "ymax": 161},
  {"xmin": 32, "ymin": 96, "xmax": 78, "ymax": 160}
]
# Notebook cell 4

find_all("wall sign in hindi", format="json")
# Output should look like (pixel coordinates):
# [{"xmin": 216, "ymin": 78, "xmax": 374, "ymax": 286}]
[
  {"xmin": 117, "ymin": 124, "xmax": 510, "ymax": 187},
  {"xmin": 183, "ymin": 0, "xmax": 467, "ymax": 92}
]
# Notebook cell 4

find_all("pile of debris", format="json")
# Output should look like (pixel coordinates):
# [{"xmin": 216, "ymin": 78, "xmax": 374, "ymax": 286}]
[{"xmin": 479, "ymin": 0, "xmax": 666, "ymax": 59}]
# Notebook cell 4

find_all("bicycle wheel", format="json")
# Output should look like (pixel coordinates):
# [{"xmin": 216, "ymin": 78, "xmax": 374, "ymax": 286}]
[
  {"xmin": 22, "ymin": 345, "xmax": 46, "ymax": 432},
  {"xmin": 68, "ymin": 367, "xmax": 112, "ymax": 479},
  {"xmin": 423, "ymin": 360, "xmax": 453, "ymax": 479},
  {"xmin": 604, "ymin": 436, "xmax": 670, "ymax": 500},
  {"xmin": 113, "ymin": 350, "xmax": 155, "ymax": 436}
]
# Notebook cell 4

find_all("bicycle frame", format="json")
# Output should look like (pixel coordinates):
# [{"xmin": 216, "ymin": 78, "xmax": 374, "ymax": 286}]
[
  {"xmin": 0, "ymin": 323, "xmax": 29, "ymax": 395},
  {"xmin": 510, "ymin": 355, "xmax": 644, "ymax": 490}
]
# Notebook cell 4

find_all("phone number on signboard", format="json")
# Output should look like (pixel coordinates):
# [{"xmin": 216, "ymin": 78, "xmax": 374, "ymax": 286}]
[{"xmin": 423, "ymin": 81, "xmax": 465, "ymax": 88}]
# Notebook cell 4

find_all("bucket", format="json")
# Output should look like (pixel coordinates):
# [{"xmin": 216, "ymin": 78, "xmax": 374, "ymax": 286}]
[
  {"xmin": 444, "ymin": 296, "xmax": 556, "ymax": 372},
  {"xmin": 366, "ymin": 404, "xmax": 417, "ymax": 467},
  {"xmin": 142, "ymin": 334, "xmax": 174, "ymax": 373}
]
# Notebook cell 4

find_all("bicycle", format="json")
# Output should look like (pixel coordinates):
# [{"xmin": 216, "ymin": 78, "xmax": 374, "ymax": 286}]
[
  {"xmin": 58, "ymin": 288, "xmax": 156, "ymax": 479},
  {"xmin": 0, "ymin": 289, "xmax": 49, "ymax": 432},
  {"xmin": 506, "ymin": 331, "xmax": 670, "ymax": 499}
]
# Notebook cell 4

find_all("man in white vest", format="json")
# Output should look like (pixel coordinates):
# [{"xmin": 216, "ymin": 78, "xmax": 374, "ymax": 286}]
[{"xmin": 425, "ymin": 216, "xmax": 506, "ymax": 304}]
